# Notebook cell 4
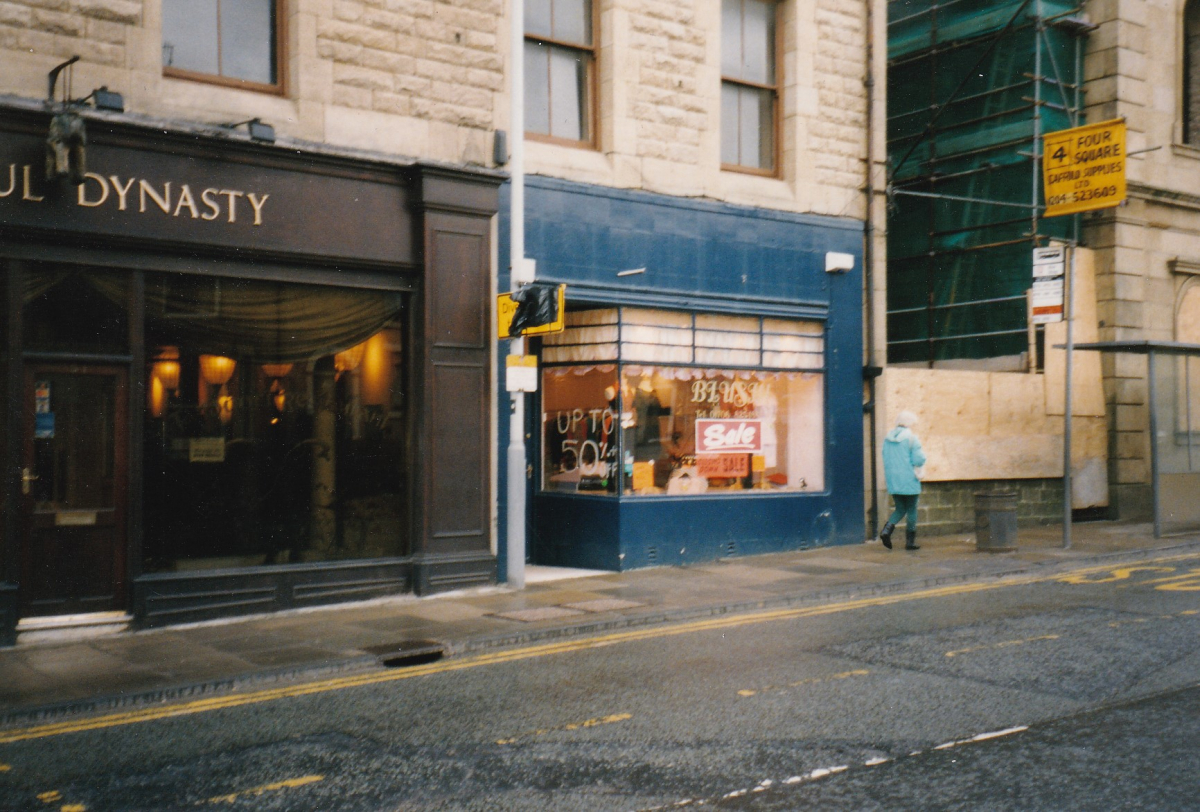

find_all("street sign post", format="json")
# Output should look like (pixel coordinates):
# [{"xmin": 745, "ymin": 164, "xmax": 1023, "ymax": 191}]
[
  {"xmin": 1031, "ymin": 245, "xmax": 1066, "ymax": 325},
  {"xmin": 1041, "ymin": 121, "xmax": 1127, "ymax": 549},
  {"xmin": 497, "ymin": 284, "xmax": 565, "ymax": 338}
]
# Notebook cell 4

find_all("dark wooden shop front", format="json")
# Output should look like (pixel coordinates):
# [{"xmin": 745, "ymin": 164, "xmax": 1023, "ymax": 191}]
[{"xmin": 0, "ymin": 105, "xmax": 500, "ymax": 644}]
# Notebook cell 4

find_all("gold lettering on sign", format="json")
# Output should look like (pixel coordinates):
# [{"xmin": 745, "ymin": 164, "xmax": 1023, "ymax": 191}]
[
  {"xmin": 247, "ymin": 192, "xmax": 269, "ymax": 226},
  {"xmin": 139, "ymin": 180, "xmax": 171, "ymax": 214},
  {"xmin": 109, "ymin": 175, "xmax": 135, "ymax": 210},
  {"xmin": 220, "ymin": 189, "xmax": 244, "ymax": 223},
  {"xmin": 22, "ymin": 165, "xmax": 43, "ymax": 202},
  {"xmin": 2, "ymin": 161, "xmax": 271, "ymax": 225},
  {"xmin": 174, "ymin": 184, "xmax": 199, "ymax": 218},
  {"xmin": 201, "ymin": 188, "xmax": 221, "ymax": 221},
  {"xmin": 77, "ymin": 172, "xmax": 110, "ymax": 207}
]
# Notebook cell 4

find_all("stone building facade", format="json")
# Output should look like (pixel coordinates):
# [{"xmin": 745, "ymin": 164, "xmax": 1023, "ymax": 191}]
[
  {"xmin": 506, "ymin": 0, "xmax": 880, "ymax": 571},
  {"xmin": 0, "ymin": 0, "xmax": 882, "ymax": 641},
  {"xmin": 0, "ymin": 0, "xmax": 508, "ymax": 641},
  {"xmin": 1084, "ymin": 0, "xmax": 1200, "ymax": 521}
]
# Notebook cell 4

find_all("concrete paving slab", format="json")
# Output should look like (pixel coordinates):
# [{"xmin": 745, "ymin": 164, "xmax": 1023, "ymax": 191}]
[
  {"xmin": 561, "ymin": 599, "xmax": 646, "ymax": 613},
  {"xmin": 691, "ymin": 563, "xmax": 808, "ymax": 584},
  {"xmin": 17, "ymin": 644, "xmax": 132, "ymax": 677},
  {"xmin": 235, "ymin": 645, "xmax": 354, "ymax": 669},
  {"xmin": 489, "ymin": 607, "xmax": 588, "ymax": 623},
  {"xmin": 789, "ymin": 564, "xmax": 863, "ymax": 576},
  {"xmin": 790, "ymin": 554, "xmax": 886, "ymax": 570},
  {"xmin": 388, "ymin": 601, "xmax": 491, "ymax": 623}
]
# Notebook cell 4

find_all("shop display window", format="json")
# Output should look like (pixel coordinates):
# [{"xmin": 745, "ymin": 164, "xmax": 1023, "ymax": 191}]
[
  {"xmin": 541, "ymin": 308, "xmax": 825, "ymax": 497},
  {"xmin": 141, "ymin": 272, "xmax": 408, "ymax": 571},
  {"xmin": 542, "ymin": 365, "xmax": 620, "ymax": 494}
]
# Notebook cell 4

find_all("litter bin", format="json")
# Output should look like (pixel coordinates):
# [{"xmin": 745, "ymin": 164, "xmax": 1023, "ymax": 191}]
[{"xmin": 974, "ymin": 491, "xmax": 1018, "ymax": 552}]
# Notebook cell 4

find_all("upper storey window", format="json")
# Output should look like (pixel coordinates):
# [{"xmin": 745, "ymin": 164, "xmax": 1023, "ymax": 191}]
[
  {"xmin": 721, "ymin": 0, "xmax": 778, "ymax": 173},
  {"xmin": 525, "ymin": 0, "xmax": 595, "ymax": 145},
  {"xmin": 1186, "ymin": 0, "xmax": 1200, "ymax": 144},
  {"xmin": 162, "ymin": 0, "xmax": 282, "ymax": 92}
]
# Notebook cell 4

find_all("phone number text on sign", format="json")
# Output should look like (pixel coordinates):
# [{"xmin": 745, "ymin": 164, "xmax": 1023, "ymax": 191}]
[{"xmin": 695, "ymin": 419, "xmax": 762, "ymax": 454}]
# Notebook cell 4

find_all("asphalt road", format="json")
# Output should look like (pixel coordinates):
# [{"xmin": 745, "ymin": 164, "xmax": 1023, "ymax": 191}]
[
  {"xmin": 715, "ymin": 684, "xmax": 1200, "ymax": 811},
  {"xmin": 1, "ymin": 556, "xmax": 1198, "ymax": 811}
]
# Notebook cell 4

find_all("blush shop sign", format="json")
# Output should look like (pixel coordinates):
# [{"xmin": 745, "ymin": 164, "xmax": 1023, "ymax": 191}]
[{"xmin": 0, "ymin": 119, "xmax": 411, "ymax": 267}]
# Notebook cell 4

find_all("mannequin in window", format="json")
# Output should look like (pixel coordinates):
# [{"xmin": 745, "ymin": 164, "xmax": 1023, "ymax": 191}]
[{"xmin": 632, "ymin": 378, "xmax": 669, "ymax": 462}]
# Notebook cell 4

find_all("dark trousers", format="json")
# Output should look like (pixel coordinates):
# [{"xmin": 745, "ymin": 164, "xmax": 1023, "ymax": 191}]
[{"xmin": 887, "ymin": 494, "xmax": 919, "ymax": 532}]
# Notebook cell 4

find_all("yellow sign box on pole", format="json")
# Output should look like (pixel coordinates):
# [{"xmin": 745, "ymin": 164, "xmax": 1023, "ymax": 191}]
[
  {"xmin": 497, "ymin": 284, "xmax": 566, "ymax": 338},
  {"xmin": 1042, "ymin": 118, "xmax": 1126, "ymax": 218}
]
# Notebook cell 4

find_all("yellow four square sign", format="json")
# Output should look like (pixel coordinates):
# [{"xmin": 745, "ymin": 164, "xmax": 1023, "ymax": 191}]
[{"xmin": 1042, "ymin": 118, "xmax": 1126, "ymax": 217}]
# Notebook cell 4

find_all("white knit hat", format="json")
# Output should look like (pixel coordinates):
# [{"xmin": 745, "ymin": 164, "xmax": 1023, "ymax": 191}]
[{"xmin": 895, "ymin": 410, "xmax": 918, "ymax": 428}]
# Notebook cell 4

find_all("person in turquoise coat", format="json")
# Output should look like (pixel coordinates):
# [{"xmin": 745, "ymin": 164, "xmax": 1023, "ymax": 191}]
[{"xmin": 880, "ymin": 410, "xmax": 926, "ymax": 550}]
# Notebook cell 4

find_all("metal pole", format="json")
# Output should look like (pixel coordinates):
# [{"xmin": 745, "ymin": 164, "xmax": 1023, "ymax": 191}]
[
  {"xmin": 1148, "ymin": 351, "xmax": 1161, "ymax": 538},
  {"xmin": 1187, "ymin": 355, "xmax": 1193, "ymax": 472},
  {"xmin": 1062, "ymin": 242, "xmax": 1074, "ymax": 548},
  {"xmin": 506, "ymin": 0, "xmax": 527, "ymax": 590},
  {"xmin": 1031, "ymin": 1, "xmax": 1043, "ymax": 245}
]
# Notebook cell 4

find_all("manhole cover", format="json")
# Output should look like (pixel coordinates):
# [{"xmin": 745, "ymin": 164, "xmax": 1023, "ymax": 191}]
[{"xmin": 364, "ymin": 639, "xmax": 447, "ymax": 668}]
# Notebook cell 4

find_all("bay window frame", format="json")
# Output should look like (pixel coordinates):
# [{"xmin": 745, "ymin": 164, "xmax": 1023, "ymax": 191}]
[
  {"xmin": 524, "ymin": 0, "xmax": 600, "ymax": 149},
  {"xmin": 161, "ymin": 0, "xmax": 287, "ymax": 96},
  {"xmin": 720, "ymin": 0, "xmax": 782, "ymax": 176}
]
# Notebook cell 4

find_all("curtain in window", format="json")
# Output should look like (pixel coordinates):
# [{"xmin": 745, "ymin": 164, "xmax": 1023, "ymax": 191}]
[
  {"xmin": 25, "ymin": 269, "xmax": 402, "ymax": 362},
  {"xmin": 140, "ymin": 276, "xmax": 403, "ymax": 362}
]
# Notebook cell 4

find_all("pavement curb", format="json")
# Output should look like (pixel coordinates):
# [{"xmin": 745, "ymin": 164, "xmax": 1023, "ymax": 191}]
[
  {"xmin": 452, "ymin": 539, "xmax": 1200, "ymax": 654},
  {"xmin": 3, "ymin": 539, "xmax": 1198, "ymax": 727}
]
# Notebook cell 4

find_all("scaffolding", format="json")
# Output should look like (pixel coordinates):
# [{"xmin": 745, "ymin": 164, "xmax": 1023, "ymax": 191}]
[{"xmin": 886, "ymin": 0, "xmax": 1091, "ymax": 365}]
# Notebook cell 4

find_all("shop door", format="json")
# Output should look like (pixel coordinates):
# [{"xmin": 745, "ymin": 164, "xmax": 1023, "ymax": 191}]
[{"xmin": 20, "ymin": 366, "xmax": 128, "ymax": 617}]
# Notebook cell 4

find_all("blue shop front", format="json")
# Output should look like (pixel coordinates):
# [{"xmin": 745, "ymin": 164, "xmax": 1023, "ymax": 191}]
[{"xmin": 500, "ymin": 177, "xmax": 864, "ymax": 573}]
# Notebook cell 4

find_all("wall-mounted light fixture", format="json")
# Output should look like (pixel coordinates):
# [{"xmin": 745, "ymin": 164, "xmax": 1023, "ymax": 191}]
[
  {"xmin": 335, "ymin": 343, "xmax": 367, "ymax": 378},
  {"xmin": 262, "ymin": 363, "xmax": 292, "ymax": 415},
  {"xmin": 225, "ymin": 118, "xmax": 276, "ymax": 143},
  {"xmin": 200, "ymin": 354, "xmax": 236, "ymax": 386},
  {"xmin": 148, "ymin": 347, "xmax": 181, "ymax": 418},
  {"xmin": 261, "ymin": 363, "xmax": 293, "ymax": 379},
  {"xmin": 493, "ymin": 130, "xmax": 508, "ymax": 166},
  {"xmin": 87, "ymin": 86, "xmax": 125, "ymax": 112},
  {"xmin": 46, "ymin": 56, "xmax": 126, "ymax": 111},
  {"xmin": 825, "ymin": 252, "xmax": 856, "ymax": 274},
  {"xmin": 45, "ymin": 56, "xmax": 128, "ymax": 184}
]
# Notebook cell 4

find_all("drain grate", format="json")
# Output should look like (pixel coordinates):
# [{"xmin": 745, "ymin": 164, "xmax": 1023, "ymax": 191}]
[{"xmin": 364, "ymin": 639, "xmax": 448, "ymax": 668}]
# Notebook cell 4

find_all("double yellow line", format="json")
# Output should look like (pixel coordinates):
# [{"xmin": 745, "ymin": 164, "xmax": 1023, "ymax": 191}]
[{"xmin": 2, "ymin": 550, "xmax": 1197, "ymax": 744}]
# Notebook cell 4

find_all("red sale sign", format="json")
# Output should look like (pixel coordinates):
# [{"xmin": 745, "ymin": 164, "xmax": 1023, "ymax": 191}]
[{"xmin": 695, "ymin": 419, "xmax": 762, "ymax": 454}]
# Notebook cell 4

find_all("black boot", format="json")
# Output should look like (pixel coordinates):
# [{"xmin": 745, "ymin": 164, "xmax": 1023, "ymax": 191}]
[
  {"xmin": 905, "ymin": 530, "xmax": 920, "ymax": 551},
  {"xmin": 879, "ymin": 521, "xmax": 895, "ymax": 549}
]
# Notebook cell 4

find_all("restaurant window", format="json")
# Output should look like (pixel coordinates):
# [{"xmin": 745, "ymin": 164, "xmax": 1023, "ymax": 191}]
[
  {"xmin": 541, "ymin": 309, "xmax": 824, "ymax": 496},
  {"xmin": 142, "ymin": 273, "xmax": 408, "ymax": 572},
  {"xmin": 525, "ymin": 0, "xmax": 594, "ymax": 143},
  {"xmin": 721, "ymin": 0, "xmax": 778, "ymax": 172},
  {"xmin": 162, "ymin": 0, "xmax": 281, "ymax": 90},
  {"xmin": 23, "ymin": 267, "xmax": 129, "ymax": 355}
]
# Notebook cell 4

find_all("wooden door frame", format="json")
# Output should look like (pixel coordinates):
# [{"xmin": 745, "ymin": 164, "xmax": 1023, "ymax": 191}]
[{"xmin": 20, "ymin": 363, "xmax": 130, "ymax": 615}]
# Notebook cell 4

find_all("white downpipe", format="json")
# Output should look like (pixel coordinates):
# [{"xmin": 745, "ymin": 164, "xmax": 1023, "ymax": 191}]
[{"xmin": 506, "ymin": 0, "xmax": 527, "ymax": 589}]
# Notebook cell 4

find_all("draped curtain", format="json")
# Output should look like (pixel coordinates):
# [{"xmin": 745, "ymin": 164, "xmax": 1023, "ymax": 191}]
[{"xmin": 25, "ymin": 269, "xmax": 403, "ymax": 362}]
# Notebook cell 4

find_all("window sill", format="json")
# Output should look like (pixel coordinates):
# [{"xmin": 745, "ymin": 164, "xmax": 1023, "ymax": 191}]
[
  {"xmin": 1170, "ymin": 143, "xmax": 1200, "ymax": 161},
  {"xmin": 163, "ymin": 67, "xmax": 285, "ymax": 97},
  {"xmin": 526, "ymin": 138, "xmax": 613, "ymax": 182}
]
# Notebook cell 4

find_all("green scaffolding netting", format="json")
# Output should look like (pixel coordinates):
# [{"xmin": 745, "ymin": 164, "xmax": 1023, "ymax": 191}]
[{"xmin": 886, "ymin": 0, "xmax": 1086, "ymax": 364}]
